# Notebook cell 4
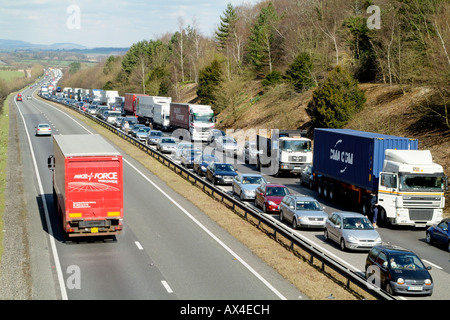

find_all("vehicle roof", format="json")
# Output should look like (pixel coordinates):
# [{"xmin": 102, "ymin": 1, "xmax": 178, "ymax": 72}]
[
  {"xmin": 288, "ymin": 195, "xmax": 318, "ymax": 201},
  {"xmin": 54, "ymin": 134, "xmax": 121, "ymax": 157},
  {"xmin": 264, "ymin": 183, "xmax": 287, "ymax": 188},
  {"xmin": 332, "ymin": 211, "xmax": 365, "ymax": 218},
  {"xmin": 372, "ymin": 244, "xmax": 414, "ymax": 255},
  {"xmin": 240, "ymin": 173, "xmax": 263, "ymax": 177}
]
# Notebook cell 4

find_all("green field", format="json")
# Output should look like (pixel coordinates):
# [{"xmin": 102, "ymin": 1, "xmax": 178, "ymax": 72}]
[{"xmin": 0, "ymin": 70, "xmax": 25, "ymax": 82}]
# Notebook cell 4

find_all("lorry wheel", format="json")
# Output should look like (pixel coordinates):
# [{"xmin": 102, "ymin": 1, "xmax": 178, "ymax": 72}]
[
  {"xmin": 328, "ymin": 184, "xmax": 335, "ymax": 201},
  {"xmin": 317, "ymin": 182, "xmax": 324, "ymax": 197}
]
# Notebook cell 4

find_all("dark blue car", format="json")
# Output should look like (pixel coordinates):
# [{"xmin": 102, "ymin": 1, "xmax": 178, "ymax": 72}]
[
  {"xmin": 206, "ymin": 162, "xmax": 238, "ymax": 185},
  {"xmin": 193, "ymin": 154, "xmax": 217, "ymax": 176},
  {"xmin": 426, "ymin": 218, "xmax": 450, "ymax": 252}
]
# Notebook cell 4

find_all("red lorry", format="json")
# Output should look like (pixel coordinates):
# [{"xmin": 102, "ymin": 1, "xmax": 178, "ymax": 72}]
[
  {"xmin": 123, "ymin": 93, "xmax": 148, "ymax": 116},
  {"xmin": 48, "ymin": 134, "xmax": 124, "ymax": 237},
  {"xmin": 17, "ymin": 93, "xmax": 23, "ymax": 101}
]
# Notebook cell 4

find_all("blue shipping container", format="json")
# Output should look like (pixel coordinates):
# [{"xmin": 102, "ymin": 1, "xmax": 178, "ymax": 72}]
[{"xmin": 313, "ymin": 129, "xmax": 418, "ymax": 192}]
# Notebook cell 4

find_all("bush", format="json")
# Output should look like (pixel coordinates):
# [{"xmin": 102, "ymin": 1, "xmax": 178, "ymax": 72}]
[
  {"xmin": 307, "ymin": 66, "xmax": 366, "ymax": 128},
  {"xmin": 262, "ymin": 70, "xmax": 282, "ymax": 87},
  {"xmin": 284, "ymin": 52, "xmax": 314, "ymax": 92}
]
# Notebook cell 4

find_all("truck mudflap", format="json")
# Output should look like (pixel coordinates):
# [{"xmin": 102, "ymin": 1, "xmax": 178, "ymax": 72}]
[{"xmin": 66, "ymin": 219, "xmax": 123, "ymax": 237}]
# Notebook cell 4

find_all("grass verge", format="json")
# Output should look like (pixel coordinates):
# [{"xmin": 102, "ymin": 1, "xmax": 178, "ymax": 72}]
[{"xmin": 0, "ymin": 94, "xmax": 10, "ymax": 262}]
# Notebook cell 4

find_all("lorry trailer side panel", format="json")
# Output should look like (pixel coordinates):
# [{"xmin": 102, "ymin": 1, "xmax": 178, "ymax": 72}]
[{"xmin": 313, "ymin": 129, "xmax": 418, "ymax": 192}]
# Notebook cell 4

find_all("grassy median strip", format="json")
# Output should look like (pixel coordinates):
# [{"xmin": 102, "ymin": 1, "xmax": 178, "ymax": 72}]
[{"xmin": 42, "ymin": 99, "xmax": 368, "ymax": 300}]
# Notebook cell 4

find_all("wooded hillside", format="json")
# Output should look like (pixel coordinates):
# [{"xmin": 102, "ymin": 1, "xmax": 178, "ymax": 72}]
[{"xmin": 59, "ymin": 0, "xmax": 449, "ymax": 132}]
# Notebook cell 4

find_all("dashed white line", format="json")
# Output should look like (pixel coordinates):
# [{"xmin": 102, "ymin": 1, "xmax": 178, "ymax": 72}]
[
  {"xmin": 161, "ymin": 280, "xmax": 173, "ymax": 293},
  {"xmin": 135, "ymin": 241, "xmax": 144, "ymax": 250}
]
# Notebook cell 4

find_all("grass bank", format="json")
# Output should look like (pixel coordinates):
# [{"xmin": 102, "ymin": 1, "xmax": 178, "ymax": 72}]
[{"xmin": 0, "ymin": 94, "xmax": 10, "ymax": 261}]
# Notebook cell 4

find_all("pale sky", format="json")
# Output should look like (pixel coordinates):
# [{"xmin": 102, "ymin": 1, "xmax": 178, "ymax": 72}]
[{"xmin": 0, "ymin": 0, "xmax": 259, "ymax": 48}]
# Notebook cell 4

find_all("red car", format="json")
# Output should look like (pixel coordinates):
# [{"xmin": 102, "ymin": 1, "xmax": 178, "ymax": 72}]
[
  {"xmin": 254, "ymin": 183, "xmax": 290, "ymax": 212},
  {"xmin": 17, "ymin": 94, "xmax": 23, "ymax": 101}
]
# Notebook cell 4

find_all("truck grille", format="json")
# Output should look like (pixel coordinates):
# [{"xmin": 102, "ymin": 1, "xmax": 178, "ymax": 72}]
[
  {"xmin": 403, "ymin": 196, "xmax": 441, "ymax": 208},
  {"xmin": 409, "ymin": 209, "xmax": 434, "ymax": 221}
]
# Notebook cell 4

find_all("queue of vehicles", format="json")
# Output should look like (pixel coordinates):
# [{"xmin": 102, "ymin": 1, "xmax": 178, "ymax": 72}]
[{"xmin": 36, "ymin": 72, "xmax": 447, "ymax": 297}]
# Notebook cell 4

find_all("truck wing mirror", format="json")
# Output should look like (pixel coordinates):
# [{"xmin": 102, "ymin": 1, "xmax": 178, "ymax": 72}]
[{"xmin": 48, "ymin": 155, "xmax": 55, "ymax": 170}]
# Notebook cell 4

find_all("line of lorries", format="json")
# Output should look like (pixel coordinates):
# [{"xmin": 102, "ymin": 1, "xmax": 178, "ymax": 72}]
[{"xmin": 39, "ymin": 69, "xmax": 448, "ymax": 297}]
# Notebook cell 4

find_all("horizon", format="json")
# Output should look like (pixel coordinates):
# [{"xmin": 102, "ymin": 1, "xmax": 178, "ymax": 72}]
[{"xmin": 0, "ymin": 1, "xmax": 259, "ymax": 48}]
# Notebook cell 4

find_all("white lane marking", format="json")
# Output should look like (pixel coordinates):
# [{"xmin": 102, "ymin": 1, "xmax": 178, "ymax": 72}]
[
  {"xmin": 135, "ymin": 241, "xmax": 144, "ymax": 250},
  {"xmin": 161, "ymin": 280, "xmax": 173, "ymax": 293},
  {"xmin": 124, "ymin": 158, "xmax": 287, "ymax": 300},
  {"xmin": 422, "ymin": 259, "xmax": 443, "ymax": 270},
  {"xmin": 15, "ymin": 99, "xmax": 68, "ymax": 300},
  {"xmin": 35, "ymin": 99, "xmax": 288, "ymax": 300}
]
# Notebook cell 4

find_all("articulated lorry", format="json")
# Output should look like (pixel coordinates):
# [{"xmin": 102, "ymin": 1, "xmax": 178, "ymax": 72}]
[
  {"xmin": 312, "ymin": 129, "xmax": 447, "ymax": 227},
  {"xmin": 151, "ymin": 96, "xmax": 172, "ymax": 130},
  {"xmin": 135, "ymin": 95, "xmax": 171, "ymax": 127},
  {"xmin": 256, "ymin": 129, "xmax": 312, "ymax": 176},
  {"xmin": 169, "ymin": 103, "xmax": 215, "ymax": 141},
  {"xmin": 48, "ymin": 134, "xmax": 124, "ymax": 237},
  {"xmin": 124, "ymin": 93, "xmax": 148, "ymax": 117}
]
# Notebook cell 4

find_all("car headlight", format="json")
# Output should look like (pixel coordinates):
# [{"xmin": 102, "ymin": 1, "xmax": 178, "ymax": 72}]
[
  {"xmin": 347, "ymin": 235, "xmax": 358, "ymax": 242},
  {"xmin": 396, "ymin": 278, "xmax": 405, "ymax": 285},
  {"xmin": 216, "ymin": 175, "xmax": 222, "ymax": 178},
  {"xmin": 268, "ymin": 201, "xmax": 277, "ymax": 206},
  {"xmin": 424, "ymin": 279, "xmax": 432, "ymax": 286}
]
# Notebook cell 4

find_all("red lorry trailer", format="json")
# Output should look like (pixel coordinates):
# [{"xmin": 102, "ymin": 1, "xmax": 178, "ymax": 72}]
[
  {"xmin": 48, "ymin": 134, "xmax": 124, "ymax": 237},
  {"xmin": 123, "ymin": 93, "xmax": 148, "ymax": 116}
]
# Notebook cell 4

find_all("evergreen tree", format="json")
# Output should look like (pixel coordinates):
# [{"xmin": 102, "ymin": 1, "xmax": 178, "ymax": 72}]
[
  {"xmin": 247, "ymin": 2, "xmax": 279, "ymax": 74},
  {"xmin": 307, "ymin": 66, "xmax": 366, "ymax": 128},
  {"xmin": 284, "ymin": 52, "xmax": 315, "ymax": 92},
  {"xmin": 197, "ymin": 59, "xmax": 222, "ymax": 106},
  {"xmin": 215, "ymin": 3, "xmax": 238, "ymax": 50}
]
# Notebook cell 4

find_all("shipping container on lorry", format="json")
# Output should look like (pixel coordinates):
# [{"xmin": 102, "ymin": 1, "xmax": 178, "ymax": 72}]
[
  {"xmin": 256, "ymin": 129, "xmax": 312, "ymax": 176},
  {"xmin": 48, "ymin": 134, "xmax": 124, "ymax": 237},
  {"xmin": 169, "ymin": 103, "xmax": 215, "ymax": 141},
  {"xmin": 124, "ymin": 93, "xmax": 148, "ymax": 116},
  {"xmin": 312, "ymin": 129, "xmax": 447, "ymax": 227}
]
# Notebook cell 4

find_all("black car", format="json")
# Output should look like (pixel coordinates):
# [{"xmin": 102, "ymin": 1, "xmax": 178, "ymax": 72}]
[
  {"xmin": 365, "ymin": 244, "xmax": 433, "ymax": 296},
  {"xmin": 426, "ymin": 218, "xmax": 450, "ymax": 252},
  {"xmin": 206, "ymin": 163, "xmax": 237, "ymax": 185}
]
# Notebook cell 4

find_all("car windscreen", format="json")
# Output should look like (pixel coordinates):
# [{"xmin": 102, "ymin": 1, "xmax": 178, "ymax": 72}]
[
  {"xmin": 295, "ymin": 200, "xmax": 321, "ymax": 211},
  {"xmin": 242, "ymin": 176, "xmax": 265, "ymax": 184},
  {"xmin": 343, "ymin": 217, "xmax": 374, "ymax": 230},
  {"xmin": 266, "ymin": 187, "xmax": 289, "ymax": 196}
]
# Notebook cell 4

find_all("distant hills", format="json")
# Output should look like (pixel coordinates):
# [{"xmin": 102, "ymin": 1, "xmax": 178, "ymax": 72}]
[{"xmin": 0, "ymin": 39, "xmax": 128, "ymax": 54}]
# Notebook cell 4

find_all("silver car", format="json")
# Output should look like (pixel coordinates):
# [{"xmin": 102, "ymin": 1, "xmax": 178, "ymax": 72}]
[
  {"xmin": 279, "ymin": 195, "xmax": 328, "ymax": 229},
  {"xmin": 173, "ymin": 142, "xmax": 194, "ymax": 160},
  {"xmin": 232, "ymin": 173, "xmax": 266, "ymax": 201},
  {"xmin": 324, "ymin": 211, "xmax": 382, "ymax": 251},
  {"xmin": 157, "ymin": 137, "xmax": 177, "ymax": 153},
  {"xmin": 135, "ymin": 127, "xmax": 151, "ymax": 143},
  {"xmin": 146, "ymin": 130, "xmax": 163, "ymax": 145},
  {"xmin": 216, "ymin": 136, "xmax": 238, "ymax": 156}
]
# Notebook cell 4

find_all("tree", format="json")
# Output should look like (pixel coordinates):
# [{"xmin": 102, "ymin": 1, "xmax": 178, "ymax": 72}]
[
  {"xmin": 216, "ymin": 3, "xmax": 238, "ymax": 50},
  {"xmin": 284, "ymin": 52, "xmax": 315, "ymax": 92},
  {"xmin": 197, "ymin": 59, "xmax": 222, "ymax": 106},
  {"xmin": 307, "ymin": 66, "xmax": 366, "ymax": 128},
  {"xmin": 247, "ymin": 2, "xmax": 280, "ymax": 74}
]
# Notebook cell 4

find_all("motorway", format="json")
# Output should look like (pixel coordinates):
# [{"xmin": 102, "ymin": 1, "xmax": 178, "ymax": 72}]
[
  {"xmin": 13, "ymin": 85, "xmax": 305, "ymax": 300},
  {"xmin": 13, "ymin": 83, "xmax": 450, "ymax": 301}
]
